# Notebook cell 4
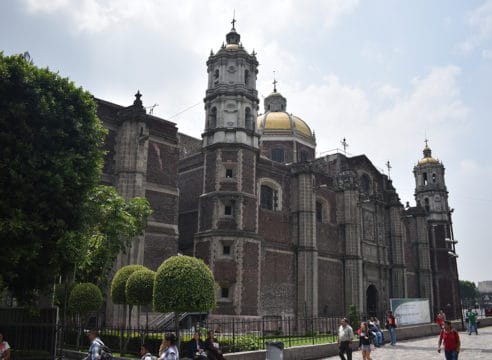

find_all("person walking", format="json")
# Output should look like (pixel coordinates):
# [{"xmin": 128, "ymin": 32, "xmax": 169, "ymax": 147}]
[
  {"xmin": 438, "ymin": 320, "xmax": 460, "ymax": 360},
  {"xmin": 85, "ymin": 330, "xmax": 106, "ymax": 360},
  {"xmin": 338, "ymin": 318, "xmax": 354, "ymax": 360},
  {"xmin": 465, "ymin": 308, "xmax": 478, "ymax": 335},
  {"xmin": 358, "ymin": 322, "xmax": 374, "ymax": 360},
  {"xmin": 385, "ymin": 310, "xmax": 397, "ymax": 345},
  {"xmin": 0, "ymin": 332, "xmax": 11, "ymax": 360}
]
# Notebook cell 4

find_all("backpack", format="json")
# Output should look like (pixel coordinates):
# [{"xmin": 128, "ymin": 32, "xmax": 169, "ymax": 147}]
[{"xmin": 97, "ymin": 341, "xmax": 113, "ymax": 360}]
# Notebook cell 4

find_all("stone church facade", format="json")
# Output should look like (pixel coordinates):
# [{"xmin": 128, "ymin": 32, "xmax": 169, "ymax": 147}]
[{"xmin": 99, "ymin": 24, "xmax": 460, "ymax": 324}]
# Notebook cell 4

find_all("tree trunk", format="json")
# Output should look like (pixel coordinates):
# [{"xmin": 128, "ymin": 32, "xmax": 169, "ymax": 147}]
[{"xmin": 175, "ymin": 312, "xmax": 180, "ymax": 350}]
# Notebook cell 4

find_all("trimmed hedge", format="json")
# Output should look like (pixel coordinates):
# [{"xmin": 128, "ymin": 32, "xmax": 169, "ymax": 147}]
[
  {"xmin": 126, "ymin": 269, "xmax": 155, "ymax": 306},
  {"xmin": 111, "ymin": 265, "xmax": 146, "ymax": 304},
  {"xmin": 68, "ymin": 283, "xmax": 103, "ymax": 315},
  {"xmin": 153, "ymin": 256, "xmax": 216, "ymax": 313}
]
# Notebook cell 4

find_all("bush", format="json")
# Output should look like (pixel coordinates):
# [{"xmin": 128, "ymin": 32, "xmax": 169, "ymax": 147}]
[
  {"xmin": 126, "ymin": 269, "xmax": 155, "ymax": 306},
  {"xmin": 111, "ymin": 265, "xmax": 147, "ymax": 304},
  {"xmin": 68, "ymin": 283, "xmax": 103, "ymax": 316},
  {"xmin": 347, "ymin": 304, "xmax": 360, "ymax": 329},
  {"xmin": 154, "ymin": 256, "xmax": 216, "ymax": 313}
]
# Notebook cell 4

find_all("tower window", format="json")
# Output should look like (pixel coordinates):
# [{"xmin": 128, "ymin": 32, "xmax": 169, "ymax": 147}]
[
  {"xmin": 316, "ymin": 201, "xmax": 323, "ymax": 222},
  {"xmin": 424, "ymin": 197, "xmax": 430, "ymax": 212},
  {"xmin": 300, "ymin": 150, "xmax": 309, "ymax": 162},
  {"xmin": 271, "ymin": 148, "xmax": 284, "ymax": 163},
  {"xmin": 225, "ymin": 168, "xmax": 234, "ymax": 178},
  {"xmin": 245, "ymin": 107, "xmax": 252, "ymax": 130},
  {"xmin": 244, "ymin": 70, "xmax": 250, "ymax": 85},
  {"xmin": 209, "ymin": 107, "xmax": 217, "ymax": 129},
  {"xmin": 223, "ymin": 244, "xmax": 231, "ymax": 256},
  {"xmin": 221, "ymin": 287, "xmax": 229, "ymax": 299},
  {"xmin": 224, "ymin": 200, "xmax": 235, "ymax": 216},
  {"xmin": 423, "ymin": 172, "xmax": 428, "ymax": 186},
  {"xmin": 214, "ymin": 69, "xmax": 219, "ymax": 84},
  {"xmin": 432, "ymin": 173, "xmax": 437, "ymax": 183},
  {"xmin": 361, "ymin": 174, "xmax": 371, "ymax": 194}
]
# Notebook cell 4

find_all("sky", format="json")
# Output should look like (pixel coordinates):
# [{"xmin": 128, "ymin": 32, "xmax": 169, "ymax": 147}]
[{"xmin": 1, "ymin": 0, "xmax": 491, "ymax": 285}]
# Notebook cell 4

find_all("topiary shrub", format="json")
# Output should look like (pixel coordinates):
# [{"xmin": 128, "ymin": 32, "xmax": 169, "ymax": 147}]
[
  {"xmin": 111, "ymin": 264, "xmax": 147, "ymax": 304},
  {"xmin": 153, "ymin": 255, "xmax": 216, "ymax": 313},
  {"xmin": 68, "ymin": 283, "xmax": 103, "ymax": 316},
  {"xmin": 126, "ymin": 269, "xmax": 155, "ymax": 306}
]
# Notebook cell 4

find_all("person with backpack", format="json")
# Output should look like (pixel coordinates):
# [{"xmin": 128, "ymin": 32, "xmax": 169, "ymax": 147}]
[
  {"xmin": 358, "ymin": 322, "xmax": 374, "ymax": 360},
  {"xmin": 140, "ymin": 343, "xmax": 156, "ymax": 360},
  {"xmin": 438, "ymin": 320, "xmax": 460, "ymax": 360},
  {"xmin": 85, "ymin": 330, "xmax": 112, "ymax": 360}
]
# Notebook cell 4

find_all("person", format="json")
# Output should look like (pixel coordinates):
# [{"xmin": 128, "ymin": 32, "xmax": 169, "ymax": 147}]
[
  {"xmin": 0, "ymin": 333, "xmax": 11, "ymax": 360},
  {"xmin": 140, "ymin": 343, "xmax": 154, "ymax": 360},
  {"xmin": 358, "ymin": 322, "xmax": 374, "ymax": 360},
  {"xmin": 338, "ymin": 318, "xmax": 354, "ymax": 360},
  {"xmin": 204, "ymin": 330, "xmax": 224, "ymax": 360},
  {"xmin": 385, "ymin": 310, "xmax": 397, "ymax": 345},
  {"xmin": 159, "ymin": 333, "xmax": 179, "ymax": 360},
  {"xmin": 465, "ymin": 308, "xmax": 478, "ymax": 335},
  {"xmin": 368, "ymin": 318, "xmax": 382, "ymax": 347},
  {"xmin": 188, "ymin": 331, "xmax": 206, "ymax": 359},
  {"xmin": 436, "ymin": 311, "xmax": 445, "ymax": 329},
  {"xmin": 438, "ymin": 320, "xmax": 460, "ymax": 360},
  {"xmin": 85, "ymin": 330, "xmax": 105, "ymax": 360}
]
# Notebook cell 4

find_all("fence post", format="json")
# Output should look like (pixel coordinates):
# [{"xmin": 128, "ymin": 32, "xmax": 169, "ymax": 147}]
[
  {"xmin": 232, "ymin": 317, "xmax": 235, "ymax": 352},
  {"xmin": 312, "ymin": 316, "xmax": 315, "ymax": 345},
  {"xmin": 288, "ymin": 317, "xmax": 291, "ymax": 348}
]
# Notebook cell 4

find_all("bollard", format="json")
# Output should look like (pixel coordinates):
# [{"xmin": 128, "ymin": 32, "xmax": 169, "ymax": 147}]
[{"xmin": 266, "ymin": 341, "xmax": 284, "ymax": 360}]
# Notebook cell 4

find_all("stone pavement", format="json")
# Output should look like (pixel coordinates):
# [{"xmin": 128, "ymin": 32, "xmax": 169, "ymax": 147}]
[{"xmin": 320, "ymin": 326, "xmax": 492, "ymax": 360}]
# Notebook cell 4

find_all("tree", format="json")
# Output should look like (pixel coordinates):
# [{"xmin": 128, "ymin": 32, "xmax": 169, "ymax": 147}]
[
  {"xmin": 460, "ymin": 280, "xmax": 480, "ymax": 306},
  {"xmin": 0, "ymin": 53, "xmax": 106, "ymax": 303},
  {"xmin": 347, "ymin": 304, "xmax": 360, "ymax": 329},
  {"xmin": 111, "ymin": 264, "xmax": 147, "ymax": 327},
  {"xmin": 154, "ymin": 256, "xmax": 216, "ymax": 345},
  {"xmin": 126, "ymin": 269, "xmax": 155, "ymax": 328},
  {"xmin": 76, "ymin": 185, "xmax": 152, "ymax": 286}
]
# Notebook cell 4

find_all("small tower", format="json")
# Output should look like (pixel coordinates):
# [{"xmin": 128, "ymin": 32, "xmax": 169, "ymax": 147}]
[
  {"xmin": 196, "ymin": 20, "xmax": 262, "ymax": 316},
  {"xmin": 413, "ymin": 140, "xmax": 450, "ymax": 219}
]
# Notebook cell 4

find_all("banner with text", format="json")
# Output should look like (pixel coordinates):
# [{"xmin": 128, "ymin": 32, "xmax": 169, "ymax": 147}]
[{"xmin": 390, "ymin": 298, "xmax": 431, "ymax": 326}]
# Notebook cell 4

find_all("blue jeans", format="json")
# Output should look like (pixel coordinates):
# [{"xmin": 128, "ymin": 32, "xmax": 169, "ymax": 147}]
[
  {"xmin": 444, "ymin": 350, "xmax": 458, "ymax": 360},
  {"xmin": 388, "ymin": 327, "xmax": 396, "ymax": 345},
  {"xmin": 468, "ymin": 322, "xmax": 477, "ymax": 334},
  {"xmin": 372, "ymin": 331, "xmax": 382, "ymax": 346}
]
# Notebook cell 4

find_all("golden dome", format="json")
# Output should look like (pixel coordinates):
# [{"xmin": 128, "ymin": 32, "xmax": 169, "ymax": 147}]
[
  {"xmin": 418, "ymin": 144, "xmax": 439, "ymax": 164},
  {"xmin": 225, "ymin": 44, "xmax": 239, "ymax": 50},
  {"xmin": 256, "ymin": 111, "xmax": 313, "ymax": 139}
]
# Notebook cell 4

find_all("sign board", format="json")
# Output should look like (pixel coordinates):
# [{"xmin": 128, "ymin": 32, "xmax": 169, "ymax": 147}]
[{"xmin": 390, "ymin": 298, "xmax": 431, "ymax": 326}]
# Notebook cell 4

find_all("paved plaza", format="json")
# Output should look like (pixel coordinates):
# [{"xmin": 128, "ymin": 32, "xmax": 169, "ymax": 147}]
[{"xmin": 321, "ymin": 326, "xmax": 492, "ymax": 360}]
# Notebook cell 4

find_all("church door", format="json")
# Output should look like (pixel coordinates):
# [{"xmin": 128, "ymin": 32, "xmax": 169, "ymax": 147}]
[{"xmin": 366, "ymin": 285, "xmax": 378, "ymax": 317}]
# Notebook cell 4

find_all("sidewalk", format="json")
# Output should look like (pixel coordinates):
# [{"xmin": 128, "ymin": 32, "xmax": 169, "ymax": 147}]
[{"xmin": 320, "ymin": 326, "xmax": 492, "ymax": 359}]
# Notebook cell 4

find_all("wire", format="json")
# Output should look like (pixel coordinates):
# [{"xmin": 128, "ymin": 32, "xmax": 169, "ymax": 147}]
[{"xmin": 168, "ymin": 102, "xmax": 202, "ymax": 120}]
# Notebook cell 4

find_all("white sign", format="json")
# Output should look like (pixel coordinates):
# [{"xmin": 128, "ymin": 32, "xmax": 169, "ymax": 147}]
[{"xmin": 390, "ymin": 298, "xmax": 431, "ymax": 326}]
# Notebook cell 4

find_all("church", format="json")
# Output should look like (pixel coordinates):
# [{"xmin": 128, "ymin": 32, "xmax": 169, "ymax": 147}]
[{"xmin": 97, "ymin": 22, "xmax": 460, "ymax": 325}]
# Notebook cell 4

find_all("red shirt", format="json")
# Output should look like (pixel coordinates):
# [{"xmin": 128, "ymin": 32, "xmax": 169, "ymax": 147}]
[{"xmin": 440, "ymin": 329, "xmax": 460, "ymax": 351}]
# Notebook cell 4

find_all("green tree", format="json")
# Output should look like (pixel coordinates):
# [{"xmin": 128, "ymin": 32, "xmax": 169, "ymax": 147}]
[
  {"xmin": 126, "ymin": 269, "xmax": 155, "ymax": 328},
  {"xmin": 154, "ymin": 256, "xmax": 216, "ymax": 345},
  {"xmin": 460, "ymin": 280, "xmax": 479, "ymax": 305},
  {"xmin": 111, "ymin": 264, "xmax": 147, "ymax": 327},
  {"xmin": 76, "ymin": 185, "xmax": 152, "ymax": 286},
  {"xmin": 0, "ymin": 53, "xmax": 106, "ymax": 303},
  {"xmin": 347, "ymin": 304, "xmax": 360, "ymax": 329}
]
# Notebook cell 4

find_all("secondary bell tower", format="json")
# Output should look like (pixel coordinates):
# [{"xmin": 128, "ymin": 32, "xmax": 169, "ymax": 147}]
[{"xmin": 195, "ymin": 19, "xmax": 262, "ymax": 316}]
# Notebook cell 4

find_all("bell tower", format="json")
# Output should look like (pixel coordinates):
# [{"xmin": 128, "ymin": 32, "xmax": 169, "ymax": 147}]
[
  {"xmin": 195, "ymin": 20, "xmax": 262, "ymax": 316},
  {"xmin": 413, "ymin": 140, "xmax": 460, "ymax": 319}
]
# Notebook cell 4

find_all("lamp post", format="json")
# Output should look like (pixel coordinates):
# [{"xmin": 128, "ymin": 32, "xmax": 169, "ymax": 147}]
[{"xmin": 445, "ymin": 237, "xmax": 465, "ymax": 331}]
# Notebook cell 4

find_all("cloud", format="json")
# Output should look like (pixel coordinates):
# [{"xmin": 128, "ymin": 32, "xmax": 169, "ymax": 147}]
[
  {"xmin": 456, "ymin": 0, "xmax": 492, "ymax": 54},
  {"xmin": 483, "ymin": 48, "xmax": 492, "ymax": 58}
]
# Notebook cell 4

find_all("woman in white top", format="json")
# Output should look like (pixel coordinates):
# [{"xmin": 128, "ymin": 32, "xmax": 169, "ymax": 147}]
[
  {"xmin": 158, "ymin": 333, "xmax": 179, "ymax": 360},
  {"xmin": 0, "ymin": 333, "xmax": 10, "ymax": 360}
]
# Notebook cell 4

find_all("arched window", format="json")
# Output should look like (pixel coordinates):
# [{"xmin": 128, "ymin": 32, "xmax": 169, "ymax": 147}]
[
  {"xmin": 300, "ymin": 150, "xmax": 309, "ymax": 162},
  {"xmin": 244, "ymin": 70, "xmax": 250, "ymax": 85},
  {"xmin": 316, "ymin": 198, "xmax": 330, "ymax": 223},
  {"xmin": 209, "ymin": 107, "xmax": 217, "ymax": 129},
  {"xmin": 361, "ymin": 173, "xmax": 371, "ymax": 194},
  {"xmin": 423, "ymin": 172, "xmax": 428, "ymax": 186},
  {"xmin": 245, "ymin": 107, "xmax": 252, "ymax": 130},
  {"xmin": 259, "ymin": 179, "xmax": 282, "ymax": 211},
  {"xmin": 424, "ymin": 197, "xmax": 430, "ymax": 212},
  {"xmin": 432, "ymin": 173, "xmax": 437, "ymax": 183},
  {"xmin": 214, "ymin": 69, "xmax": 219, "ymax": 84}
]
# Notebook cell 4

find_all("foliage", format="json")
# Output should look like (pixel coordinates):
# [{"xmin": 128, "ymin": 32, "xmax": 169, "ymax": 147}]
[
  {"xmin": 0, "ymin": 52, "xmax": 106, "ymax": 303},
  {"xmin": 154, "ymin": 256, "xmax": 216, "ymax": 313},
  {"xmin": 68, "ymin": 283, "xmax": 103, "ymax": 316},
  {"xmin": 126, "ymin": 269, "xmax": 155, "ymax": 306},
  {"xmin": 54, "ymin": 282, "xmax": 75, "ymax": 309},
  {"xmin": 76, "ymin": 186, "xmax": 152, "ymax": 286},
  {"xmin": 111, "ymin": 265, "xmax": 147, "ymax": 305},
  {"xmin": 459, "ymin": 280, "xmax": 480, "ymax": 301},
  {"xmin": 347, "ymin": 304, "xmax": 360, "ymax": 329}
]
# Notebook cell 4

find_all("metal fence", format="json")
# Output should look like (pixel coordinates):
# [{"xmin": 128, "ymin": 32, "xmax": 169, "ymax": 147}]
[{"xmin": 62, "ymin": 314, "xmax": 370, "ymax": 356}]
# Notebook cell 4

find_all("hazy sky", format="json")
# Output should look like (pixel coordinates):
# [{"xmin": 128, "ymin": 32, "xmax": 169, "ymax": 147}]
[{"xmin": 1, "ymin": 0, "xmax": 491, "ymax": 285}]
